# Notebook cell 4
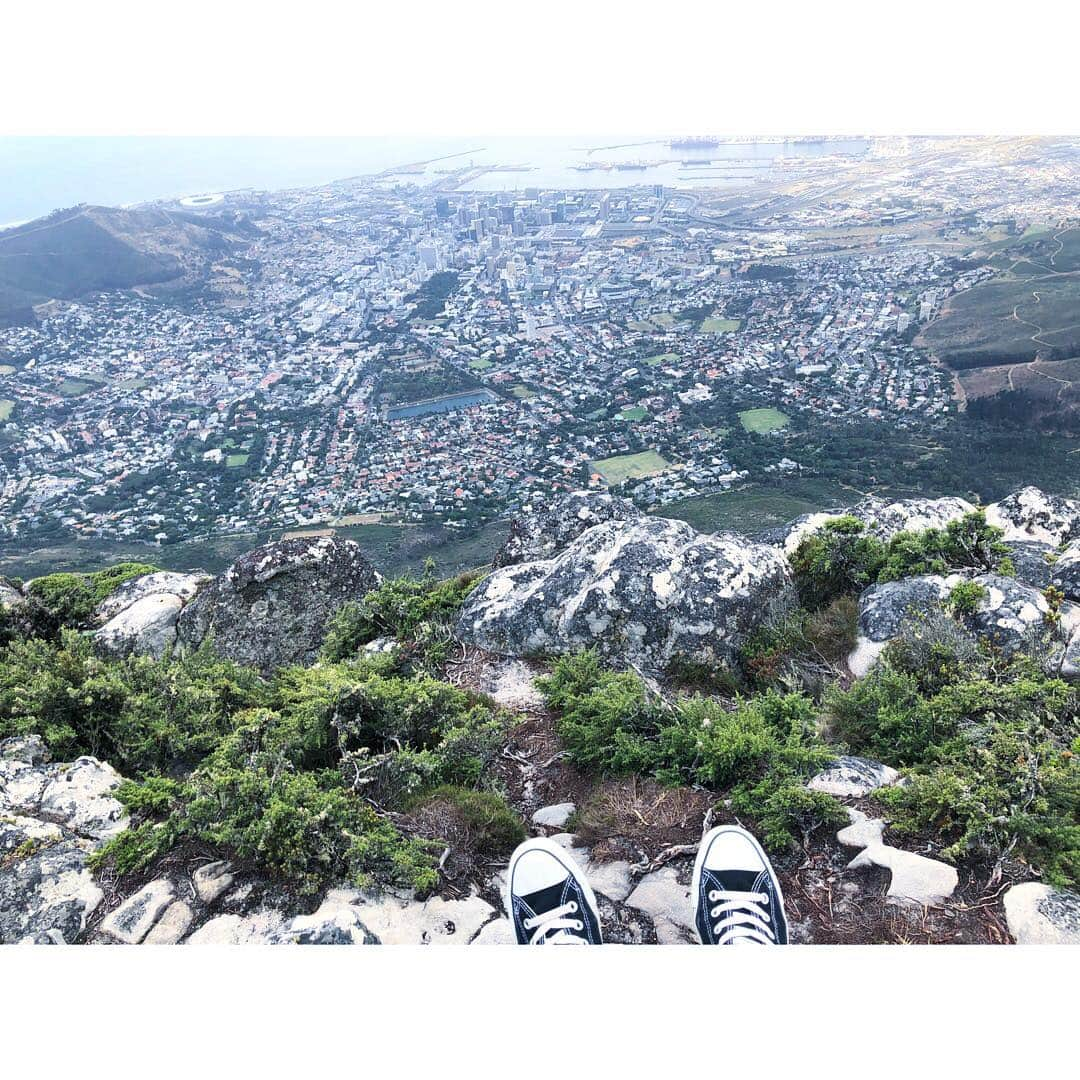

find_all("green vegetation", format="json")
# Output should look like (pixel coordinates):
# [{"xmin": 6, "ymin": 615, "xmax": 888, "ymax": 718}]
[
  {"xmin": 15, "ymin": 562, "xmax": 158, "ymax": 638},
  {"xmin": 468, "ymin": 359, "xmax": 493, "ymax": 371},
  {"xmin": 537, "ymin": 651, "xmax": 845, "ymax": 851},
  {"xmin": 644, "ymin": 352, "xmax": 680, "ymax": 367},
  {"xmin": 57, "ymin": 379, "xmax": 95, "ymax": 397},
  {"xmin": 0, "ymin": 565, "xmax": 509, "ymax": 898},
  {"xmin": 510, "ymin": 384, "xmax": 537, "ymax": 400},
  {"xmin": 616, "ymin": 406, "xmax": 649, "ymax": 422},
  {"xmin": 738, "ymin": 407, "xmax": 789, "ymax": 433},
  {"xmin": 406, "ymin": 271, "xmax": 459, "ymax": 320},
  {"xmin": 791, "ymin": 511, "xmax": 1010, "ymax": 609},
  {"xmin": 590, "ymin": 450, "xmax": 671, "ymax": 485},
  {"xmin": 320, "ymin": 564, "xmax": 480, "ymax": 673},
  {"xmin": 0, "ymin": 400, "xmax": 13, "ymax": 421},
  {"xmin": 701, "ymin": 317, "xmax": 741, "ymax": 333},
  {"xmin": 225, "ymin": 453, "xmax": 249, "ymax": 468}
]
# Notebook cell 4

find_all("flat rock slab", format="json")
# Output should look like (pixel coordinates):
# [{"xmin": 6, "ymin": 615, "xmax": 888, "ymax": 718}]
[
  {"xmin": 143, "ymin": 900, "xmax": 194, "ymax": 945},
  {"xmin": 470, "ymin": 917, "xmax": 516, "ymax": 945},
  {"xmin": 531, "ymin": 803, "xmax": 576, "ymax": 829},
  {"xmin": 837, "ymin": 809, "xmax": 957, "ymax": 906},
  {"xmin": 349, "ymin": 889, "xmax": 496, "ymax": 945},
  {"xmin": 37, "ymin": 757, "xmax": 128, "ymax": 841},
  {"xmin": 808, "ymin": 756, "xmax": 900, "ymax": 798},
  {"xmin": 1003, "ymin": 883, "xmax": 1080, "ymax": 945},
  {"xmin": 625, "ymin": 866, "xmax": 696, "ymax": 944},
  {"xmin": 193, "ymin": 860, "xmax": 234, "ymax": 906},
  {"xmin": 186, "ymin": 911, "xmax": 288, "ymax": 945},
  {"xmin": 100, "ymin": 879, "xmax": 176, "ymax": 944},
  {"xmin": 548, "ymin": 833, "xmax": 635, "ymax": 903}
]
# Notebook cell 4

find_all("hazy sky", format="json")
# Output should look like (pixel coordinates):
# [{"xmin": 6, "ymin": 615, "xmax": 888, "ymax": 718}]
[{"xmin": 4, "ymin": 1, "xmax": 1078, "ymax": 135}]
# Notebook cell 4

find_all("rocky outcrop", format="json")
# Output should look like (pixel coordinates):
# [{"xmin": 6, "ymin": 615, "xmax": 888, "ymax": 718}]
[
  {"xmin": 493, "ymin": 491, "xmax": 644, "ymax": 568},
  {"xmin": 778, "ymin": 495, "xmax": 975, "ymax": 554},
  {"xmin": 0, "ymin": 580, "xmax": 24, "ymax": 609},
  {"xmin": 459, "ymin": 516, "xmax": 795, "ymax": 674},
  {"xmin": 93, "ymin": 571, "xmax": 209, "ymax": 625},
  {"xmin": 0, "ymin": 738, "xmax": 127, "ymax": 943},
  {"xmin": 957, "ymin": 573, "xmax": 1055, "ymax": 658},
  {"xmin": 847, "ymin": 574, "xmax": 954, "ymax": 678},
  {"xmin": 95, "ymin": 593, "xmax": 186, "ymax": 659},
  {"xmin": 1003, "ymin": 882, "xmax": 1080, "ymax": 944},
  {"xmin": 837, "ymin": 809, "xmax": 958, "ymax": 906},
  {"xmin": 985, "ymin": 486, "xmax": 1080, "ymax": 547},
  {"xmin": 1051, "ymin": 540, "xmax": 1080, "ymax": 602},
  {"xmin": 176, "ymin": 536, "xmax": 381, "ymax": 673},
  {"xmin": 1002, "ymin": 540, "xmax": 1058, "ymax": 590},
  {"xmin": 807, "ymin": 756, "xmax": 900, "ymax": 798}
]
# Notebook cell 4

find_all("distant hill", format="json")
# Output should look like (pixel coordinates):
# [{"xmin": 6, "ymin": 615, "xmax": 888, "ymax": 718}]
[{"xmin": 0, "ymin": 204, "xmax": 257, "ymax": 326}]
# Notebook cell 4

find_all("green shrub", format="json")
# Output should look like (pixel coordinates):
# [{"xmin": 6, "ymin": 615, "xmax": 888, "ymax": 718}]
[
  {"xmin": 877, "ymin": 512, "xmax": 1009, "ymax": 582},
  {"xmin": 321, "ymin": 564, "xmax": 480, "ymax": 667},
  {"xmin": 539, "ymin": 652, "xmax": 842, "ymax": 853},
  {"xmin": 791, "ymin": 516, "xmax": 885, "ymax": 609},
  {"xmin": 21, "ymin": 562, "xmax": 158, "ymax": 636},
  {"xmin": 945, "ymin": 580, "xmax": 988, "ymax": 617}
]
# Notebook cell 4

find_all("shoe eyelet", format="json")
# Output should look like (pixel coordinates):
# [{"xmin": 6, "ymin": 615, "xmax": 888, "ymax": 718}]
[
  {"xmin": 568, "ymin": 901, "xmax": 578, "ymax": 912},
  {"xmin": 574, "ymin": 921, "xmax": 583, "ymax": 930}
]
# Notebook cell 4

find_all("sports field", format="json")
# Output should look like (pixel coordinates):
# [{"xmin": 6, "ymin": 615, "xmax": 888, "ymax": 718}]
[
  {"xmin": 0, "ymin": 400, "xmax": 13, "ymax": 421},
  {"xmin": 226, "ymin": 454, "xmax": 250, "ymax": 468},
  {"xmin": 700, "ymin": 317, "xmax": 741, "ymax": 333},
  {"xmin": 468, "ymin": 359, "xmax": 493, "ymax": 371},
  {"xmin": 739, "ymin": 407, "xmax": 789, "ymax": 433},
  {"xmin": 590, "ymin": 450, "xmax": 672, "ymax": 485},
  {"xmin": 644, "ymin": 352, "xmax": 680, "ymax": 367},
  {"xmin": 510, "ymin": 384, "xmax": 537, "ymax": 400},
  {"xmin": 616, "ymin": 406, "xmax": 649, "ymax": 422}
]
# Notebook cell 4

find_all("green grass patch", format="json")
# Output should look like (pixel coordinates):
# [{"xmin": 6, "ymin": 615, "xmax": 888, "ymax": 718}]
[
  {"xmin": 616, "ymin": 406, "xmax": 649, "ymax": 422},
  {"xmin": 0, "ymin": 400, "xmax": 13, "ymax": 421},
  {"xmin": 700, "ymin": 317, "xmax": 741, "ymax": 333},
  {"xmin": 644, "ymin": 352, "xmax": 680, "ymax": 367},
  {"xmin": 57, "ymin": 379, "xmax": 95, "ymax": 397},
  {"xmin": 225, "ymin": 454, "xmax": 250, "ymax": 468},
  {"xmin": 739, "ymin": 407, "xmax": 789, "ymax": 433},
  {"xmin": 590, "ymin": 450, "xmax": 671, "ymax": 485},
  {"xmin": 468, "ymin": 359, "xmax": 493, "ymax": 371},
  {"xmin": 510, "ymin": 384, "xmax": 537, "ymax": 400}
]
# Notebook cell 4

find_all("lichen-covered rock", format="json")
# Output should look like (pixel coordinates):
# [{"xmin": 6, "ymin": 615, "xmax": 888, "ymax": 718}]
[
  {"xmin": 1003, "ymin": 882, "xmax": 1080, "ymax": 944},
  {"xmin": 94, "ymin": 593, "xmax": 185, "ymax": 659},
  {"xmin": 1003, "ymin": 540, "xmax": 1058, "ymax": 590},
  {"xmin": 847, "ymin": 574, "xmax": 954, "ymax": 678},
  {"xmin": 1, "ymin": 753, "xmax": 127, "ymax": 842},
  {"xmin": 957, "ymin": 573, "xmax": 1054, "ymax": 658},
  {"xmin": 0, "ymin": 579, "xmax": 24, "ymax": 609},
  {"xmin": 99, "ymin": 879, "xmax": 176, "ymax": 944},
  {"xmin": 494, "ymin": 491, "xmax": 644, "ymax": 567},
  {"xmin": 1051, "ymin": 540, "xmax": 1080, "ymax": 602},
  {"xmin": 93, "ymin": 570, "xmax": 210, "ymax": 625},
  {"xmin": 459, "ymin": 516, "xmax": 796, "ymax": 674},
  {"xmin": 777, "ymin": 495, "xmax": 975, "ymax": 554},
  {"xmin": 176, "ymin": 535, "xmax": 381, "ymax": 673},
  {"xmin": 869, "ymin": 496, "xmax": 978, "ymax": 540},
  {"xmin": 807, "ymin": 756, "xmax": 900, "ymax": 798},
  {"xmin": 0, "ymin": 824, "xmax": 103, "ymax": 944},
  {"xmin": 985, "ymin": 486, "xmax": 1080, "ymax": 547},
  {"xmin": 0, "ymin": 734, "xmax": 50, "ymax": 766}
]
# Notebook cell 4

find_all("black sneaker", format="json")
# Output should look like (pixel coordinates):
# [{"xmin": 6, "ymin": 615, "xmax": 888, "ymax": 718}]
[
  {"xmin": 692, "ymin": 826, "xmax": 788, "ymax": 945},
  {"xmin": 506, "ymin": 838, "xmax": 603, "ymax": 945}
]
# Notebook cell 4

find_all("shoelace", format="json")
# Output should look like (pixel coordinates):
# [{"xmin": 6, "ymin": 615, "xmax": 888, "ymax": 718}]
[
  {"xmin": 522, "ymin": 900, "xmax": 586, "ymax": 945},
  {"xmin": 708, "ymin": 889, "xmax": 775, "ymax": 945}
]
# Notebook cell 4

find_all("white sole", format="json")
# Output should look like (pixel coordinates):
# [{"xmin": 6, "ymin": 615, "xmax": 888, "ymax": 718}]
[
  {"xmin": 505, "ymin": 836, "xmax": 603, "ymax": 944},
  {"xmin": 691, "ymin": 825, "xmax": 787, "ymax": 945}
]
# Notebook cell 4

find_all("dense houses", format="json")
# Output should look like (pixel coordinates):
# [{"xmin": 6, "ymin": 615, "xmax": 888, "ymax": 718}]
[{"xmin": 1, "ymin": 136, "xmax": 1077, "ymax": 545}]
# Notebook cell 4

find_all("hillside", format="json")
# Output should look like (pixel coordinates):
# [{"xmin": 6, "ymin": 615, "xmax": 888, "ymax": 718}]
[
  {"xmin": 0, "ymin": 204, "xmax": 257, "ymax": 326},
  {"xmin": 0, "ymin": 488, "xmax": 1078, "ymax": 945}
]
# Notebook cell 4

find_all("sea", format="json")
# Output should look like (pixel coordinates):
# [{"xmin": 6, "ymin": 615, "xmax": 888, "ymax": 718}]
[{"xmin": 0, "ymin": 135, "xmax": 871, "ymax": 227}]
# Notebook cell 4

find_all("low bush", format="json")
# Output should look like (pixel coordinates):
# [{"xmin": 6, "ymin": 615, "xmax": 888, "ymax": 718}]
[
  {"xmin": 321, "ymin": 564, "xmax": 480, "ymax": 671},
  {"xmin": 20, "ymin": 562, "xmax": 158, "ymax": 637},
  {"xmin": 539, "ymin": 651, "xmax": 843, "ymax": 851}
]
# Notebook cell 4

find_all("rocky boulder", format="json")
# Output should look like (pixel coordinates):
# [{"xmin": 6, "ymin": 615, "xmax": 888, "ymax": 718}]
[
  {"xmin": 1002, "ymin": 540, "xmax": 1059, "ymax": 590},
  {"xmin": 985, "ymin": 486, "xmax": 1080, "ymax": 547},
  {"xmin": 176, "ymin": 536, "xmax": 381, "ymax": 673},
  {"xmin": 1003, "ymin": 882, "xmax": 1080, "ymax": 944},
  {"xmin": 1051, "ymin": 540, "xmax": 1080, "ymax": 602},
  {"xmin": 847, "ymin": 574, "xmax": 954, "ymax": 678},
  {"xmin": 459, "ymin": 516, "xmax": 795, "ymax": 674},
  {"xmin": 0, "ymin": 580, "xmax": 23, "ymax": 609},
  {"xmin": 778, "ymin": 495, "xmax": 975, "ymax": 554},
  {"xmin": 95, "ymin": 593, "xmax": 186, "ymax": 659},
  {"xmin": 493, "ymin": 491, "xmax": 644, "ymax": 567},
  {"xmin": 957, "ymin": 573, "xmax": 1055, "ymax": 658},
  {"xmin": 93, "ymin": 570, "xmax": 209, "ymax": 625},
  {"xmin": 1, "ymin": 742, "xmax": 128, "ymax": 943}
]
